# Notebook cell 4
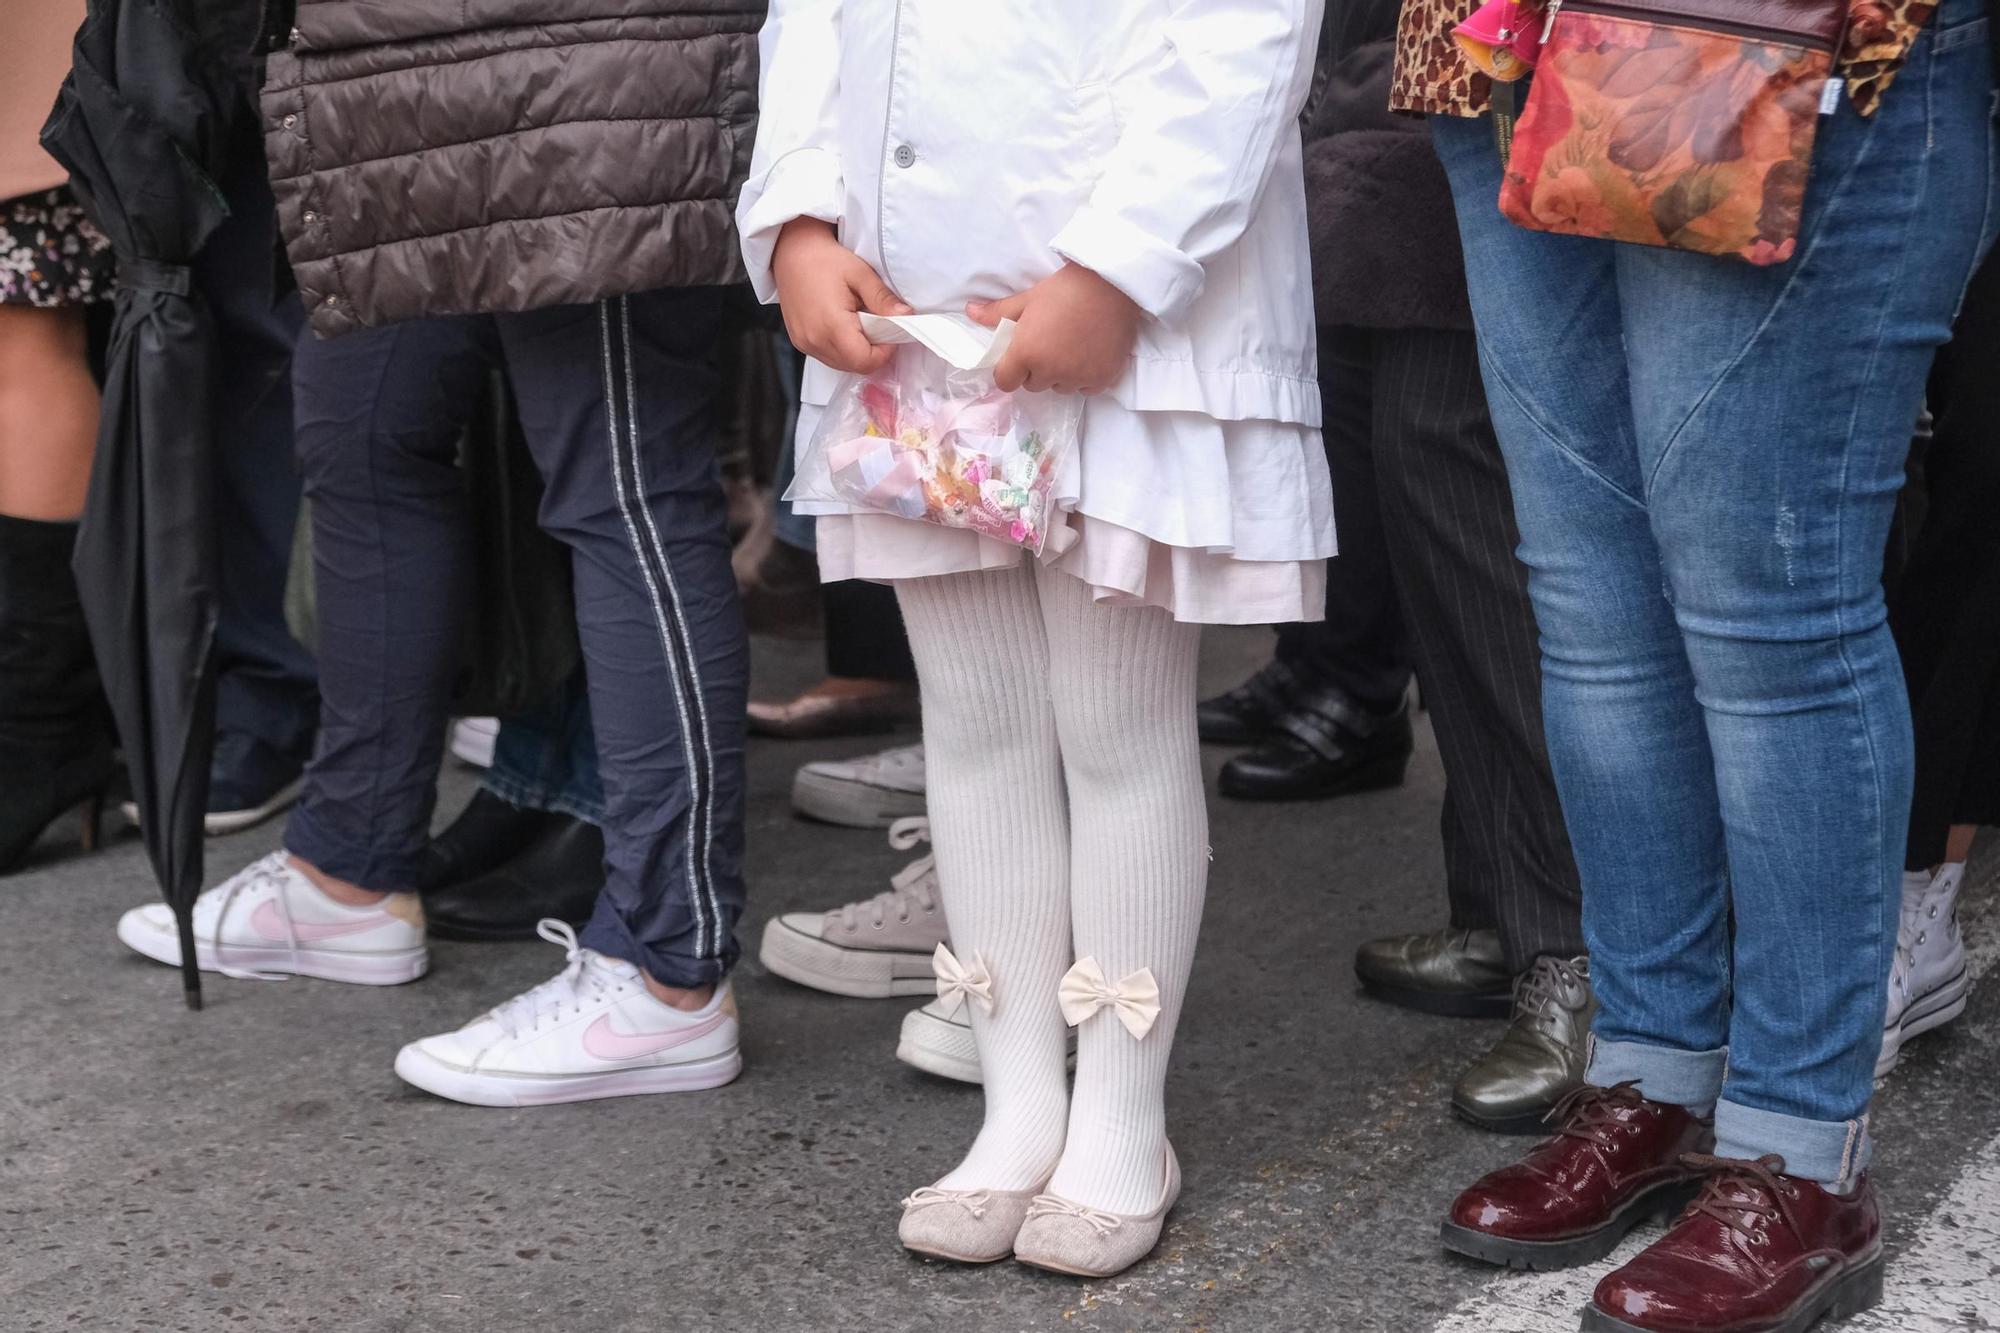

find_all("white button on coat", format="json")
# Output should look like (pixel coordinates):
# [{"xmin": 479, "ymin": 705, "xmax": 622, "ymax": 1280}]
[{"xmin": 737, "ymin": 0, "xmax": 1325, "ymax": 427}]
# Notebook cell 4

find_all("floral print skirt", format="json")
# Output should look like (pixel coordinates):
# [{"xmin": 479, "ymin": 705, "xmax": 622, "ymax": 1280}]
[{"xmin": 1, "ymin": 185, "xmax": 114, "ymax": 307}]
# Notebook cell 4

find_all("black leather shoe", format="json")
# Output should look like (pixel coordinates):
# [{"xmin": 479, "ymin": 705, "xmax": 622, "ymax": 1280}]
[
  {"xmin": 1197, "ymin": 660, "xmax": 1303, "ymax": 745},
  {"xmin": 422, "ymin": 816, "xmax": 605, "ymax": 942},
  {"xmin": 1218, "ymin": 687, "xmax": 1412, "ymax": 801},
  {"xmin": 416, "ymin": 788, "xmax": 571, "ymax": 893},
  {"xmin": 1355, "ymin": 926, "xmax": 1514, "ymax": 1018}
]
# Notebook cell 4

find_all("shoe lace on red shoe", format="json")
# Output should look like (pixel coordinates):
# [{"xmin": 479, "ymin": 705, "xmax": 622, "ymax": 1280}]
[
  {"xmin": 1545, "ymin": 1079, "xmax": 1657, "ymax": 1145},
  {"xmin": 1680, "ymin": 1153, "xmax": 1803, "ymax": 1246}
]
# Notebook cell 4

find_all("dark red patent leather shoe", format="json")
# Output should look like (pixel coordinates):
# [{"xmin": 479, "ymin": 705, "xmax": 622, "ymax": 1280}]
[
  {"xmin": 1440, "ymin": 1081, "xmax": 1712, "ymax": 1270},
  {"xmin": 1584, "ymin": 1155, "xmax": 1883, "ymax": 1332}
]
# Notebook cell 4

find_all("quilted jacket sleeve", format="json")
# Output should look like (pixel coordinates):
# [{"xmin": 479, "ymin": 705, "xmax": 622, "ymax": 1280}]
[
  {"xmin": 736, "ymin": 0, "xmax": 844, "ymax": 304},
  {"xmin": 1049, "ymin": 0, "xmax": 1323, "ymax": 326}
]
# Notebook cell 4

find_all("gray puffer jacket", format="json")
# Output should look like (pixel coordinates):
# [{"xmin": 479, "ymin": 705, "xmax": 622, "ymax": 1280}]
[{"xmin": 263, "ymin": 0, "xmax": 764, "ymax": 337}]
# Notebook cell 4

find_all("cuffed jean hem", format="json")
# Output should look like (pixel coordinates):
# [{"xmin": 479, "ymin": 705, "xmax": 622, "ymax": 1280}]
[
  {"xmin": 480, "ymin": 770, "xmax": 605, "ymax": 827},
  {"xmin": 1715, "ymin": 1099, "xmax": 1873, "ymax": 1190},
  {"xmin": 284, "ymin": 807, "xmax": 422, "ymax": 895},
  {"xmin": 1588, "ymin": 1037, "xmax": 1727, "ymax": 1113}
]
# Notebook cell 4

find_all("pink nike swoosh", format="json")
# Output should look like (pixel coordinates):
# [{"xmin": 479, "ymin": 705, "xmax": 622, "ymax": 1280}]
[
  {"xmin": 581, "ymin": 1010, "xmax": 728, "ymax": 1062},
  {"xmin": 248, "ymin": 899, "xmax": 393, "ymax": 944}
]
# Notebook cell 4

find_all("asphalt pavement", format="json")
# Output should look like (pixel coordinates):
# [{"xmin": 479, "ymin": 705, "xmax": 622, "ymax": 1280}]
[{"xmin": 2, "ymin": 628, "xmax": 1995, "ymax": 1333}]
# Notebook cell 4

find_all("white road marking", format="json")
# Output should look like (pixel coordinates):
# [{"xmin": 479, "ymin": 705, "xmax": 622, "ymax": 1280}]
[
  {"xmin": 1845, "ymin": 1133, "xmax": 2000, "ymax": 1330},
  {"xmin": 1430, "ymin": 865, "xmax": 2000, "ymax": 1333}
]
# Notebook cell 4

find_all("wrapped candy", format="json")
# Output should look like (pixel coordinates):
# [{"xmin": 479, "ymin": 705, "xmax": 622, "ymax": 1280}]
[{"xmin": 788, "ymin": 314, "xmax": 1084, "ymax": 554}]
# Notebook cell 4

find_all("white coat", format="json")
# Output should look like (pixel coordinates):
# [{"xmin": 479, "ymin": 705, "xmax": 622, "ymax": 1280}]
[{"xmin": 736, "ymin": 0, "xmax": 1326, "ymax": 428}]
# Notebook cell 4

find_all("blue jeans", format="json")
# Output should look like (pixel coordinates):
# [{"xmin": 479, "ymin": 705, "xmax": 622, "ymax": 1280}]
[
  {"xmin": 486, "ymin": 672, "xmax": 606, "ymax": 826},
  {"xmin": 1433, "ymin": 0, "xmax": 1998, "ymax": 1187}
]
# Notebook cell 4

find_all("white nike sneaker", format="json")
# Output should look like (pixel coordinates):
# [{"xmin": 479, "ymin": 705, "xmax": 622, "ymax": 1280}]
[
  {"xmin": 394, "ymin": 920, "xmax": 741, "ymax": 1107},
  {"xmin": 760, "ymin": 818, "xmax": 946, "ymax": 997},
  {"xmin": 116, "ymin": 850, "xmax": 429, "ymax": 985},
  {"xmin": 1877, "ymin": 862, "xmax": 1971, "ymax": 1078},
  {"xmin": 791, "ymin": 742, "xmax": 926, "ymax": 828}
]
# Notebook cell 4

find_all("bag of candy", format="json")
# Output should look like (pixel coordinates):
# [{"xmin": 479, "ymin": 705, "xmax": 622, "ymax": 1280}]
[{"xmin": 786, "ymin": 314, "xmax": 1084, "ymax": 555}]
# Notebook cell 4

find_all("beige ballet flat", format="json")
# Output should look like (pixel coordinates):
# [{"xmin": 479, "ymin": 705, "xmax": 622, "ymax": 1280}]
[
  {"xmin": 1012, "ymin": 1144, "xmax": 1183, "ymax": 1278},
  {"xmin": 898, "ymin": 1182, "xmax": 1046, "ymax": 1264}
]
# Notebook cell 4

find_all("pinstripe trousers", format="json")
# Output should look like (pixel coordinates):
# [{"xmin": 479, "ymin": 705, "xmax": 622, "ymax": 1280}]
[
  {"xmin": 1322, "ymin": 325, "xmax": 1585, "ymax": 971},
  {"xmin": 288, "ymin": 289, "xmax": 748, "ymax": 988}
]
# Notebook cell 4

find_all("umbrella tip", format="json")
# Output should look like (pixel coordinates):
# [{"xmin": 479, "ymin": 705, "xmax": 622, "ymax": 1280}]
[{"xmin": 182, "ymin": 979, "xmax": 204, "ymax": 1011}]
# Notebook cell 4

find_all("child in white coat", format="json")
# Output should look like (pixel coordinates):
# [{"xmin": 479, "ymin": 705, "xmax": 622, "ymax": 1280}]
[{"xmin": 738, "ymin": 0, "xmax": 1332, "ymax": 1278}]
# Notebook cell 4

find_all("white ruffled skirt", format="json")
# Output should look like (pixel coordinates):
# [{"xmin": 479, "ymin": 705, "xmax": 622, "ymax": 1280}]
[{"xmin": 798, "ymin": 401, "xmax": 1336, "ymax": 627}]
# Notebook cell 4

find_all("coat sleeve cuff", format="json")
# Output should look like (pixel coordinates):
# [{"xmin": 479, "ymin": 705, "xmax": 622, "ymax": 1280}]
[
  {"xmin": 1049, "ymin": 206, "xmax": 1206, "ymax": 326},
  {"xmin": 737, "ymin": 147, "xmax": 845, "ymax": 304}
]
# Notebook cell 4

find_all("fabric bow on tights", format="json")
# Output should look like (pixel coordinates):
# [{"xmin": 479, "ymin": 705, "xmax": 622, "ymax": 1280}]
[{"xmin": 1058, "ymin": 958, "xmax": 1162, "ymax": 1039}]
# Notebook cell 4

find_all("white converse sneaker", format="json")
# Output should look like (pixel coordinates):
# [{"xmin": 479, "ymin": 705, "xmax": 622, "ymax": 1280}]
[
  {"xmin": 898, "ymin": 997, "xmax": 983, "ymax": 1083},
  {"xmin": 1878, "ymin": 862, "xmax": 1970, "ymax": 1078},
  {"xmin": 896, "ymin": 996, "xmax": 1079, "ymax": 1085},
  {"xmin": 394, "ymin": 920, "xmax": 741, "ymax": 1106},
  {"xmin": 760, "ymin": 818, "xmax": 946, "ymax": 997},
  {"xmin": 116, "ymin": 851, "xmax": 428, "ymax": 985},
  {"xmin": 791, "ymin": 742, "xmax": 926, "ymax": 828}
]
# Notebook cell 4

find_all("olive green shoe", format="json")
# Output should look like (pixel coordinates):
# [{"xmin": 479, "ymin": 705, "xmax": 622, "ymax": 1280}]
[
  {"xmin": 1451, "ymin": 955, "xmax": 1593, "ymax": 1135},
  {"xmin": 1354, "ymin": 926, "xmax": 1513, "ymax": 1018}
]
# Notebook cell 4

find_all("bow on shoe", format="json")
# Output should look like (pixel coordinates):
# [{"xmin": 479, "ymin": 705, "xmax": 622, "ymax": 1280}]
[
  {"xmin": 932, "ymin": 943, "xmax": 995, "ymax": 1018},
  {"xmin": 903, "ymin": 1187, "xmax": 991, "ymax": 1219},
  {"xmin": 1058, "ymin": 958, "xmax": 1162, "ymax": 1039}
]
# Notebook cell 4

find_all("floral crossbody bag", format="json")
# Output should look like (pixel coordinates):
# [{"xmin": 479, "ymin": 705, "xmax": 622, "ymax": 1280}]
[{"xmin": 1473, "ymin": 0, "xmax": 1853, "ymax": 264}]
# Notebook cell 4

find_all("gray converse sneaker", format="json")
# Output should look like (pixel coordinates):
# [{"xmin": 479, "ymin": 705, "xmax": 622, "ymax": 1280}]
[
  {"xmin": 760, "ymin": 819, "xmax": 946, "ymax": 997},
  {"xmin": 792, "ymin": 742, "xmax": 926, "ymax": 828},
  {"xmin": 1878, "ymin": 862, "xmax": 1970, "ymax": 1078}
]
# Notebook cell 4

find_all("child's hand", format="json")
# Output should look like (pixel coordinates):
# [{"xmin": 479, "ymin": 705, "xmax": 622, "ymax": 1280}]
[
  {"xmin": 967, "ymin": 264, "xmax": 1141, "ymax": 395},
  {"xmin": 771, "ymin": 219, "xmax": 912, "ymax": 375}
]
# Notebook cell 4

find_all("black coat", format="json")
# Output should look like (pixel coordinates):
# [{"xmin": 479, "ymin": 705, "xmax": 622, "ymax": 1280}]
[{"xmin": 1305, "ymin": 1, "xmax": 1473, "ymax": 332}]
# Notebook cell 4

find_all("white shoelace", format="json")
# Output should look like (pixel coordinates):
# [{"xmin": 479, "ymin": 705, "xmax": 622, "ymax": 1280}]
[
  {"xmin": 209, "ymin": 851, "xmax": 303, "ymax": 983},
  {"xmin": 834, "ymin": 818, "xmax": 937, "ymax": 930},
  {"xmin": 489, "ymin": 920, "xmax": 630, "ymax": 1039}
]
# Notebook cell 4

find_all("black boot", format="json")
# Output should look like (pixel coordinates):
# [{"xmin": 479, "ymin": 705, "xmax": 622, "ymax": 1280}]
[{"xmin": 0, "ymin": 515, "xmax": 117, "ymax": 873}]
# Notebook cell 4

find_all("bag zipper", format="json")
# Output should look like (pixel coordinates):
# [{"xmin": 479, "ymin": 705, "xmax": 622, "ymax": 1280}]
[{"xmin": 1540, "ymin": 0, "xmax": 1843, "ymax": 53}]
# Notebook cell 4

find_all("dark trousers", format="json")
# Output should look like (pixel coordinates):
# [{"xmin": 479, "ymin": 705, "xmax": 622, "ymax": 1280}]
[
  {"xmin": 1326, "ymin": 324, "xmax": 1585, "ymax": 970},
  {"xmin": 1273, "ymin": 339, "xmax": 1412, "ymax": 713},
  {"xmin": 286, "ymin": 291, "xmax": 748, "ymax": 987},
  {"xmin": 1893, "ymin": 249, "xmax": 2000, "ymax": 867},
  {"xmin": 192, "ymin": 135, "xmax": 318, "ymax": 767},
  {"xmin": 825, "ymin": 581, "xmax": 918, "ymax": 682}
]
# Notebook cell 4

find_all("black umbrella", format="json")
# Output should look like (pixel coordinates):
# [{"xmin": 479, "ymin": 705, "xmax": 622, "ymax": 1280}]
[{"xmin": 40, "ymin": 0, "xmax": 245, "ymax": 1008}]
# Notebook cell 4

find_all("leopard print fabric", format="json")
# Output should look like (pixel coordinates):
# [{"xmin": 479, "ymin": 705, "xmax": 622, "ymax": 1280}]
[{"xmin": 1391, "ymin": 0, "xmax": 1940, "ymax": 117}]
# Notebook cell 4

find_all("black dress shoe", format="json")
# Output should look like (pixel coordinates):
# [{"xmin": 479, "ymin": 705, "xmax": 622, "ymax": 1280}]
[
  {"xmin": 417, "ymin": 788, "xmax": 571, "ymax": 893},
  {"xmin": 422, "ymin": 816, "xmax": 605, "ymax": 942},
  {"xmin": 1196, "ymin": 660, "xmax": 1303, "ymax": 745},
  {"xmin": 1218, "ymin": 686, "xmax": 1413, "ymax": 801}
]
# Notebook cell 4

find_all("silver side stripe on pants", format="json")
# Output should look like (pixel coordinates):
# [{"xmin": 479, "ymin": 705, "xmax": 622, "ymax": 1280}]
[{"xmin": 598, "ymin": 296, "xmax": 722, "ymax": 963}]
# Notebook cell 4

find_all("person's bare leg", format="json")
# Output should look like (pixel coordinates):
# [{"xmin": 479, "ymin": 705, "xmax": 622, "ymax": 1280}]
[
  {"xmin": 0, "ymin": 305, "xmax": 97, "ymax": 520},
  {"xmin": 289, "ymin": 853, "xmax": 714, "ymax": 1008},
  {"xmin": 1942, "ymin": 825, "xmax": 1978, "ymax": 869}
]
